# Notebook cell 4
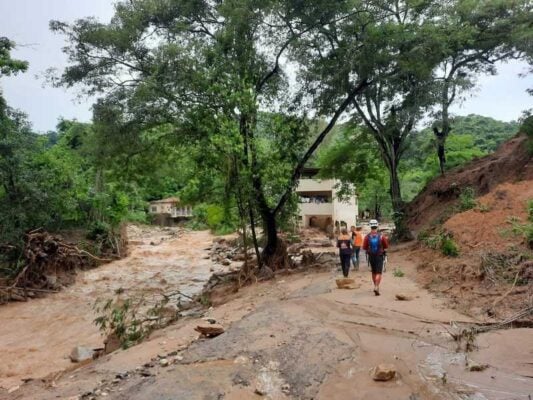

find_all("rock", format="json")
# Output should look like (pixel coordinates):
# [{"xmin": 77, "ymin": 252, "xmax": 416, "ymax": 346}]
[
  {"xmin": 372, "ymin": 364, "xmax": 396, "ymax": 381},
  {"xmin": 7, "ymin": 386, "xmax": 20, "ymax": 393},
  {"xmin": 69, "ymin": 346, "xmax": 95, "ymax": 363},
  {"xmin": 221, "ymin": 259, "xmax": 231, "ymax": 266},
  {"xmin": 281, "ymin": 383, "xmax": 291, "ymax": 395},
  {"xmin": 468, "ymin": 362, "xmax": 489, "ymax": 372},
  {"xmin": 159, "ymin": 358, "xmax": 169, "ymax": 367},
  {"xmin": 104, "ymin": 333, "xmax": 121, "ymax": 354},
  {"xmin": 395, "ymin": 293, "xmax": 413, "ymax": 301},
  {"xmin": 335, "ymin": 278, "xmax": 357, "ymax": 289},
  {"xmin": 194, "ymin": 323, "xmax": 225, "ymax": 337},
  {"xmin": 257, "ymin": 266, "xmax": 274, "ymax": 280}
]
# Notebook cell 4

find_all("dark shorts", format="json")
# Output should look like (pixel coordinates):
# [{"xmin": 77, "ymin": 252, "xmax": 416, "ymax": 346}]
[{"xmin": 368, "ymin": 253, "xmax": 384, "ymax": 274}]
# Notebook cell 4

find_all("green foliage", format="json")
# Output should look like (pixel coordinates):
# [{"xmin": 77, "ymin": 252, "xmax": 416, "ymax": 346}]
[
  {"xmin": 401, "ymin": 115, "xmax": 516, "ymax": 201},
  {"xmin": 419, "ymin": 231, "xmax": 459, "ymax": 257},
  {"xmin": 93, "ymin": 298, "xmax": 146, "ymax": 349},
  {"xmin": 93, "ymin": 293, "xmax": 181, "ymax": 349},
  {"xmin": 520, "ymin": 116, "xmax": 533, "ymax": 154},
  {"xmin": 393, "ymin": 268, "xmax": 405, "ymax": 278},
  {"xmin": 0, "ymin": 37, "xmax": 28, "ymax": 77},
  {"xmin": 441, "ymin": 237, "xmax": 459, "ymax": 257},
  {"xmin": 503, "ymin": 206, "xmax": 533, "ymax": 250},
  {"xmin": 458, "ymin": 187, "xmax": 477, "ymax": 212},
  {"xmin": 189, "ymin": 203, "xmax": 238, "ymax": 235}
]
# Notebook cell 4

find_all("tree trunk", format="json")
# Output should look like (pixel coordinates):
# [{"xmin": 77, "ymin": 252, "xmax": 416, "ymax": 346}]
[
  {"xmin": 388, "ymin": 160, "xmax": 412, "ymax": 241},
  {"xmin": 260, "ymin": 210, "xmax": 287, "ymax": 270}
]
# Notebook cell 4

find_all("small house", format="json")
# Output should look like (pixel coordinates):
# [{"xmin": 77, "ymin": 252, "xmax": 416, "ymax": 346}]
[{"xmin": 148, "ymin": 197, "xmax": 193, "ymax": 225}]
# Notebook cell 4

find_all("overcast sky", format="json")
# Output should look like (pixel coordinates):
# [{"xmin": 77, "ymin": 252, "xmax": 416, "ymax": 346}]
[{"xmin": 1, "ymin": 0, "xmax": 532, "ymax": 133}]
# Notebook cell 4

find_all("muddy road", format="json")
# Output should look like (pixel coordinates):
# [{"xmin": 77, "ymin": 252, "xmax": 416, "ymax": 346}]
[
  {"xmin": 0, "ymin": 226, "xmax": 228, "ymax": 391},
  {"xmin": 3, "ymin": 236, "xmax": 532, "ymax": 400}
]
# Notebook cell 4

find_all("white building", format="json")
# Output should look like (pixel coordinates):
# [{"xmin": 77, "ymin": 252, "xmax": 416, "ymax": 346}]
[
  {"xmin": 296, "ymin": 168, "xmax": 358, "ymax": 230},
  {"xmin": 148, "ymin": 197, "xmax": 193, "ymax": 219}
]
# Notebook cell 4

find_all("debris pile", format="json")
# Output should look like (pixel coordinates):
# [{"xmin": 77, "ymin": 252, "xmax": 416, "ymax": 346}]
[{"xmin": 0, "ymin": 230, "xmax": 111, "ymax": 303}]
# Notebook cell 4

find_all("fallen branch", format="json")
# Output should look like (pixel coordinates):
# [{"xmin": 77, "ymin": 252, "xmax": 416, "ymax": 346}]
[{"xmin": 491, "ymin": 270, "xmax": 520, "ymax": 309}]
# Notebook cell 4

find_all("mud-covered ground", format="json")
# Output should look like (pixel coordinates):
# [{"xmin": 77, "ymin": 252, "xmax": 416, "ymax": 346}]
[
  {"xmin": 0, "ymin": 226, "xmax": 234, "ymax": 391},
  {"xmin": 3, "ymin": 236, "xmax": 532, "ymax": 400}
]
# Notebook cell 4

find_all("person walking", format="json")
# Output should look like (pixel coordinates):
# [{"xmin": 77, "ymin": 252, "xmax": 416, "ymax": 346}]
[
  {"xmin": 350, "ymin": 225, "xmax": 364, "ymax": 271},
  {"xmin": 337, "ymin": 227, "xmax": 352, "ymax": 278},
  {"xmin": 362, "ymin": 219, "xmax": 389, "ymax": 295}
]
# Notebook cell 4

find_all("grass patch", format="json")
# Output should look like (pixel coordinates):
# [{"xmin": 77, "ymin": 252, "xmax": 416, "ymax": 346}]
[
  {"xmin": 457, "ymin": 187, "xmax": 477, "ymax": 212},
  {"xmin": 393, "ymin": 267, "xmax": 405, "ymax": 277},
  {"xmin": 441, "ymin": 237, "xmax": 459, "ymax": 257},
  {"xmin": 419, "ymin": 230, "xmax": 460, "ymax": 257}
]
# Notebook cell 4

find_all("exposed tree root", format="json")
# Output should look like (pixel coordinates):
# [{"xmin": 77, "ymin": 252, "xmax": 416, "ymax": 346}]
[{"xmin": 0, "ymin": 231, "xmax": 115, "ymax": 303}]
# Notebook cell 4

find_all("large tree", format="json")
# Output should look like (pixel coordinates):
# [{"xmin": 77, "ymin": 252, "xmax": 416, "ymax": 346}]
[
  {"xmin": 51, "ymin": 0, "xmax": 377, "ymax": 268},
  {"xmin": 430, "ymin": 0, "xmax": 531, "ymax": 174},
  {"xmin": 297, "ymin": 0, "xmax": 445, "ymax": 239}
]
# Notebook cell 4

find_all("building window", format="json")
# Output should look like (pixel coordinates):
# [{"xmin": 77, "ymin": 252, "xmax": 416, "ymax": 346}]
[{"xmin": 151, "ymin": 206, "xmax": 157, "ymax": 212}]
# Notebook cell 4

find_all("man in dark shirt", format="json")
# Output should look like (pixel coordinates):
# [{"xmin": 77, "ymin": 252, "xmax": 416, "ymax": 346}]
[{"xmin": 362, "ymin": 219, "xmax": 389, "ymax": 295}]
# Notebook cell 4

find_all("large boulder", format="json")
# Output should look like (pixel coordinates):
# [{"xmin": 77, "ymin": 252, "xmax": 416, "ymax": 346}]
[
  {"xmin": 372, "ymin": 364, "xmax": 396, "ymax": 381},
  {"xmin": 335, "ymin": 278, "xmax": 357, "ymax": 289},
  {"xmin": 69, "ymin": 346, "xmax": 95, "ymax": 363},
  {"xmin": 195, "ymin": 323, "xmax": 225, "ymax": 337}
]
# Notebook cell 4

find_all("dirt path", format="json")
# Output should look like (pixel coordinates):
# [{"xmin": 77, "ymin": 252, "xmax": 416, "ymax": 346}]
[
  {"xmin": 4, "ymin": 244, "xmax": 532, "ymax": 399},
  {"xmin": 0, "ymin": 227, "xmax": 222, "ymax": 391}
]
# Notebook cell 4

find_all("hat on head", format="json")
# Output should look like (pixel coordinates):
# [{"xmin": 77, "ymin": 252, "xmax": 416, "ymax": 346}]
[{"xmin": 369, "ymin": 219, "xmax": 379, "ymax": 228}]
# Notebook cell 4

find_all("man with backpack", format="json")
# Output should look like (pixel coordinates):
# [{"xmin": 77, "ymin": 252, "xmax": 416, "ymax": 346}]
[{"xmin": 362, "ymin": 219, "xmax": 389, "ymax": 296}]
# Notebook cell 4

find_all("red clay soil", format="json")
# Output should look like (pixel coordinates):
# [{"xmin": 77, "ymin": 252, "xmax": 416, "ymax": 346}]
[
  {"xmin": 444, "ymin": 181, "xmax": 533, "ymax": 253},
  {"xmin": 404, "ymin": 134, "xmax": 533, "ymax": 321},
  {"xmin": 407, "ymin": 133, "xmax": 533, "ymax": 233}
]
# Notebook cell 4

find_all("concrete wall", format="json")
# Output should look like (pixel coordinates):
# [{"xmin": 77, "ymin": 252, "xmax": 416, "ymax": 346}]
[
  {"xmin": 297, "ymin": 178, "xmax": 335, "ymax": 192},
  {"xmin": 296, "ymin": 178, "xmax": 358, "ymax": 229}
]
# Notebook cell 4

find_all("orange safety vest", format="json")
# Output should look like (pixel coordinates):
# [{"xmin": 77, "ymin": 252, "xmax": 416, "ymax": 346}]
[{"xmin": 353, "ymin": 232, "xmax": 363, "ymax": 247}]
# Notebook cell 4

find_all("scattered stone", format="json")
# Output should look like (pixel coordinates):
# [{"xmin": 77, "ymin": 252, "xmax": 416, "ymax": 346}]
[
  {"xmin": 221, "ymin": 259, "xmax": 231, "ymax": 266},
  {"xmin": 335, "ymin": 278, "xmax": 357, "ymax": 289},
  {"xmin": 7, "ymin": 386, "xmax": 20, "ymax": 393},
  {"xmin": 69, "ymin": 346, "xmax": 95, "ymax": 363},
  {"xmin": 372, "ymin": 364, "xmax": 397, "ymax": 381},
  {"xmin": 234, "ymin": 355, "xmax": 249, "ymax": 364},
  {"xmin": 195, "ymin": 323, "xmax": 225, "ymax": 337},
  {"xmin": 468, "ymin": 362, "xmax": 489, "ymax": 372},
  {"xmin": 395, "ymin": 293, "xmax": 413, "ymax": 301},
  {"xmin": 159, "ymin": 358, "xmax": 170, "ymax": 367},
  {"xmin": 174, "ymin": 355, "xmax": 184, "ymax": 362},
  {"xmin": 281, "ymin": 383, "xmax": 291, "ymax": 395},
  {"xmin": 232, "ymin": 372, "xmax": 250, "ymax": 386}
]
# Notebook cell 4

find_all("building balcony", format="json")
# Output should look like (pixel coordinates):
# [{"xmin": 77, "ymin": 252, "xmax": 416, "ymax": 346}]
[
  {"xmin": 298, "ymin": 202, "xmax": 334, "ymax": 216},
  {"xmin": 296, "ymin": 178, "xmax": 335, "ymax": 193}
]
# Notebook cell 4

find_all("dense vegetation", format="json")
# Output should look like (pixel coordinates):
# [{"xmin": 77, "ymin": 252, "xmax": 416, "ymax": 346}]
[
  {"xmin": 1, "ymin": 0, "xmax": 532, "ymax": 271},
  {"xmin": 317, "ymin": 114, "xmax": 520, "ymax": 218}
]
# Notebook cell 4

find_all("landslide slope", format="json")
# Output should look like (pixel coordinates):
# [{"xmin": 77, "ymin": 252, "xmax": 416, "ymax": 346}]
[
  {"xmin": 406, "ymin": 133, "xmax": 533, "ymax": 233},
  {"xmin": 405, "ymin": 133, "xmax": 533, "ymax": 319}
]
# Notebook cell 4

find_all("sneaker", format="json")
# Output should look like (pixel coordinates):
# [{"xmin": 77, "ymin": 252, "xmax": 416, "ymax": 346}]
[{"xmin": 373, "ymin": 288, "xmax": 380, "ymax": 296}]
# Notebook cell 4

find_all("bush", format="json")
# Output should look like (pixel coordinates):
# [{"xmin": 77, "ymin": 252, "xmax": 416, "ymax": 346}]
[
  {"xmin": 393, "ymin": 267, "xmax": 405, "ymax": 277},
  {"xmin": 519, "ymin": 115, "xmax": 533, "ymax": 154},
  {"xmin": 458, "ymin": 187, "xmax": 477, "ymax": 211},
  {"xmin": 188, "ymin": 203, "xmax": 238, "ymax": 234},
  {"xmin": 441, "ymin": 237, "xmax": 459, "ymax": 257},
  {"xmin": 86, "ymin": 220, "xmax": 111, "ymax": 241},
  {"xmin": 419, "ymin": 230, "xmax": 459, "ymax": 257}
]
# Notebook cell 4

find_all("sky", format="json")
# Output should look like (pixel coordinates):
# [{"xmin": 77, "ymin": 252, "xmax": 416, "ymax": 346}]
[{"xmin": 0, "ymin": 0, "xmax": 532, "ymax": 133}]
